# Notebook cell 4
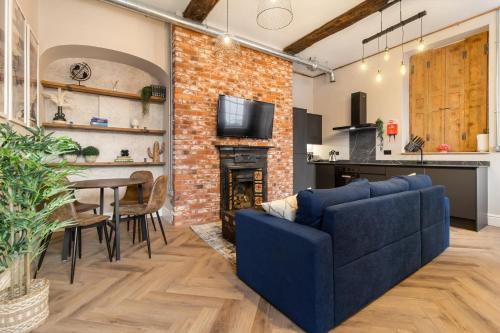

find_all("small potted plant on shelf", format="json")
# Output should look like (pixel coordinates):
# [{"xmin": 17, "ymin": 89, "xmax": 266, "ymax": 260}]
[
  {"xmin": 81, "ymin": 146, "xmax": 100, "ymax": 163},
  {"xmin": 0, "ymin": 124, "xmax": 77, "ymax": 333},
  {"xmin": 60, "ymin": 139, "xmax": 81, "ymax": 163}
]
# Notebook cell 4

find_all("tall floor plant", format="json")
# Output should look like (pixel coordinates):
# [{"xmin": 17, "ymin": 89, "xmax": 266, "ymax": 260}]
[{"xmin": 0, "ymin": 124, "xmax": 77, "ymax": 298}]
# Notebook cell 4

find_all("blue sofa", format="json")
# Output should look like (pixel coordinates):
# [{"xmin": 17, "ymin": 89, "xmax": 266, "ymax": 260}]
[{"xmin": 236, "ymin": 175, "xmax": 450, "ymax": 333}]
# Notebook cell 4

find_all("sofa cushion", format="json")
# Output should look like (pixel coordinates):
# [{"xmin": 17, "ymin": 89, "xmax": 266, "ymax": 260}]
[
  {"xmin": 295, "ymin": 179, "xmax": 370, "ymax": 229},
  {"xmin": 395, "ymin": 174, "xmax": 432, "ymax": 190},
  {"xmin": 370, "ymin": 178, "xmax": 409, "ymax": 197},
  {"xmin": 261, "ymin": 195, "xmax": 298, "ymax": 222}
]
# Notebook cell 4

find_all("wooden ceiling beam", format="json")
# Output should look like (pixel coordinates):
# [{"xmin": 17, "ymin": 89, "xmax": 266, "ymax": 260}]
[
  {"xmin": 284, "ymin": 0, "xmax": 391, "ymax": 54},
  {"xmin": 183, "ymin": 0, "xmax": 220, "ymax": 22}
]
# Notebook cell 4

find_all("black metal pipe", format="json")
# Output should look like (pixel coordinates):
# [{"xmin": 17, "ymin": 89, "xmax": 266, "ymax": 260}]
[{"xmin": 363, "ymin": 11, "xmax": 427, "ymax": 44}]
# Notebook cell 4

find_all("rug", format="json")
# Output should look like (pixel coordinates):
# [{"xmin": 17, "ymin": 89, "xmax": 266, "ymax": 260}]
[{"xmin": 190, "ymin": 222, "xmax": 236, "ymax": 265}]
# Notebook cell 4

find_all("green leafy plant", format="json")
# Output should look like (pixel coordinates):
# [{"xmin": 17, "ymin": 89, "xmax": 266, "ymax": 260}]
[
  {"xmin": 60, "ymin": 139, "xmax": 81, "ymax": 156},
  {"xmin": 0, "ymin": 124, "xmax": 77, "ymax": 298},
  {"xmin": 141, "ymin": 86, "xmax": 153, "ymax": 114},
  {"xmin": 375, "ymin": 118, "xmax": 384, "ymax": 152},
  {"xmin": 81, "ymin": 146, "xmax": 99, "ymax": 157}
]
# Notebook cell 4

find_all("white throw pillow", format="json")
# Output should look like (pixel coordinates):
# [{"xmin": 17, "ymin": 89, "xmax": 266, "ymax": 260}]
[{"xmin": 261, "ymin": 195, "xmax": 298, "ymax": 222}]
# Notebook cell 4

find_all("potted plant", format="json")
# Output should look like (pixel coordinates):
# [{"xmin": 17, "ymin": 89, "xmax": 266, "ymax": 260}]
[
  {"xmin": 141, "ymin": 86, "xmax": 152, "ymax": 115},
  {"xmin": 81, "ymin": 146, "xmax": 100, "ymax": 163},
  {"xmin": 0, "ymin": 124, "xmax": 77, "ymax": 332},
  {"xmin": 60, "ymin": 139, "xmax": 81, "ymax": 163}
]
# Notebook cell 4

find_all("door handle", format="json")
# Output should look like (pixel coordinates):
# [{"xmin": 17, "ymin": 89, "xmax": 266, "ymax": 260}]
[{"xmin": 341, "ymin": 175, "xmax": 352, "ymax": 179}]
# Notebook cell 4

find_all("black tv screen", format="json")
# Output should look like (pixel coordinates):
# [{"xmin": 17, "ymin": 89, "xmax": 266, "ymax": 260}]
[{"xmin": 217, "ymin": 95, "xmax": 274, "ymax": 139}]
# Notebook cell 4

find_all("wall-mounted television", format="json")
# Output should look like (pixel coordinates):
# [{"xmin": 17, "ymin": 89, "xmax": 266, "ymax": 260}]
[{"xmin": 217, "ymin": 95, "xmax": 274, "ymax": 139}]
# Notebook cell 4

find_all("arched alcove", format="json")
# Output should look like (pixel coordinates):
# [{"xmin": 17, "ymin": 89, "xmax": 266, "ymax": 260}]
[{"xmin": 40, "ymin": 45, "xmax": 168, "ymax": 85}]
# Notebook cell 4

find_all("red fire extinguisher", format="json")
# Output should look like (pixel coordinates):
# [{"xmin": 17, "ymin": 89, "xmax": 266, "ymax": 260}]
[{"xmin": 387, "ymin": 120, "xmax": 398, "ymax": 141}]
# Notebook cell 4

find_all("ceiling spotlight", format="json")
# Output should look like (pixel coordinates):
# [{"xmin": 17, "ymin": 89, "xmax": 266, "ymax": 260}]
[
  {"xmin": 376, "ymin": 69, "xmax": 382, "ymax": 83},
  {"xmin": 329, "ymin": 71, "xmax": 336, "ymax": 82}
]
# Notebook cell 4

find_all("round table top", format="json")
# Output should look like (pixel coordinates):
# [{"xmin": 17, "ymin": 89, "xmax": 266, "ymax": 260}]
[{"xmin": 71, "ymin": 178, "xmax": 146, "ymax": 189}]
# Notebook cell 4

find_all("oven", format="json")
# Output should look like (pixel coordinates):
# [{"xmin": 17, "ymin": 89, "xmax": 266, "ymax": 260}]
[{"xmin": 334, "ymin": 166, "xmax": 361, "ymax": 187}]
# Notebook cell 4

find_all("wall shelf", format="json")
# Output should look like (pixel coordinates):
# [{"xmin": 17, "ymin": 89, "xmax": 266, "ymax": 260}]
[
  {"xmin": 42, "ymin": 122, "xmax": 166, "ymax": 136},
  {"xmin": 50, "ymin": 162, "xmax": 165, "ymax": 167},
  {"xmin": 41, "ymin": 80, "xmax": 166, "ymax": 104}
]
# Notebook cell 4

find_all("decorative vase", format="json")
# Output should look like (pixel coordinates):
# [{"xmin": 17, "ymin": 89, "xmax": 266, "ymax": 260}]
[
  {"xmin": 131, "ymin": 119, "xmax": 139, "ymax": 129},
  {"xmin": 53, "ymin": 106, "xmax": 67, "ymax": 124},
  {"xmin": 84, "ymin": 155, "xmax": 97, "ymax": 163},
  {"xmin": 63, "ymin": 154, "xmax": 78, "ymax": 163},
  {"xmin": 0, "ymin": 278, "xmax": 50, "ymax": 333},
  {"xmin": 437, "ymin": 144, "xmax": 450, "ymax": 153}
]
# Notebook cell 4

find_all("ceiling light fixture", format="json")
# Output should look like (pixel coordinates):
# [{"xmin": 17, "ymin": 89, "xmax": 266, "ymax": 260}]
[
  {"xmin": 215, "ymin": 0, "xmax": 240, "ymax": 58},
  {"xmin": 376, "ymin": 12, "xmax": 382, "ymax": 83},
  {"xmin": 418, "ymin": 16, "xmax": 425, "ymax": 51},
  {"xmin": 383, "ymin": 12, "xmax": 390, "ymax": 61},
  {"xmin": 361, "ymin": 44, "xmax": 367, "ymax": 71},
  {"xmin": 400, "ymin": 2, "xmax": 407, "ymax": 75},
  {"xmin": 257, "ymin": 0, "xmax": 293, "ymax": 30}
]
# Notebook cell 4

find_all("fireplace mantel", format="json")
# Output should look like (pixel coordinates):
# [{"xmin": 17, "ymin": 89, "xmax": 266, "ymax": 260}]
[{"xmin": 214, "ymin": 143, "xmax": 275, "ymax": 149}]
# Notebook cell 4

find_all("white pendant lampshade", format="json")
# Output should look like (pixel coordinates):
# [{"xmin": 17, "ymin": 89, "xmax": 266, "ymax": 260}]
[{"xmin": 257, "ymin": 0, "xmax": 293, "ymax": 30}]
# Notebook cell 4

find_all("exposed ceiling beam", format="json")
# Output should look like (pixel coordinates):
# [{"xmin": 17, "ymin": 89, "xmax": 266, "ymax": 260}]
[
  {"xmin": 183, "ymin": 0, "xmax": 220, "ymax": 22},
  {"xmin": 284, "ymin": 0, "xmax": 391, "ymax": 55}
]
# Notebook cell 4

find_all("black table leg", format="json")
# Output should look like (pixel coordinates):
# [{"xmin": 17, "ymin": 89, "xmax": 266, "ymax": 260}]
[
  {"xmin": 114, "ymin": 188, "xmax": 121, "ymax": 261},
  {"xmin": 62, "ymin": 228, "xmax": 71, "ymax": 261}
]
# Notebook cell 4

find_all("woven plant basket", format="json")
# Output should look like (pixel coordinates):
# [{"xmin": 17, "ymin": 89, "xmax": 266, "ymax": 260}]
[{"xmin": 0, "ymin": 279, "xmax": 49, "ymax": 333}]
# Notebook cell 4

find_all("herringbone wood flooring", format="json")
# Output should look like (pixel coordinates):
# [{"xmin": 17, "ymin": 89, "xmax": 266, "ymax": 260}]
[{"xmin": 34, "ymin": 224, "xmax": 500, "ymax": 333}]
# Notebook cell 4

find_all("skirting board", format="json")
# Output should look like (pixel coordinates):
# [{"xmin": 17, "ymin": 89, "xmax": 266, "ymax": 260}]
[{"xmin": 487, "ymin": 214, "xmax": 500, "ymax": 227}]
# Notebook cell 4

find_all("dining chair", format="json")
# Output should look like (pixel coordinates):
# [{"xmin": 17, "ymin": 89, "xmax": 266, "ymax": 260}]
[
  {"xmin": 35, "ymin": 201, "xmax": 112, "ymax": 284},
  {"xmin": 67, "ymin": 179, "xmax": 102, "ymax": 243},
  {"xmin": 114, "ymin": 175, "xmax": 168, "ymax": 258},
  {"xmin": 110, "ymin": 170, "xmax": 157, "ymax": 231}
]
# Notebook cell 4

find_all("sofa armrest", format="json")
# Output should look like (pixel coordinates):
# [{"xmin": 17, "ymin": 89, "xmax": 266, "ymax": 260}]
[{"xmin": 236, "ymin": 209, "xmax": 334, "ymax": 333}]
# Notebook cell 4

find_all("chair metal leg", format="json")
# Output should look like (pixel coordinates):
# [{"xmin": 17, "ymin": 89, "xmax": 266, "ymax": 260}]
[
  {"xmin": 78, "ymin": 229, "xmax": 82, "ymax": 259},
  {"xmin": 97, "ymin": 226, "xmax": 103, "ymax": 244},
  {"xmin": 132, "ymin": 217, "xmax": 137, "ymax": 244},
  {"xmin": 127, "ymin": 215, "xmax": 130, "ymax": 231},
  {"xmin": 150, "ymin": 213, "xmax": 157, "ymax": 231},
  {"xmin": 70, "ymin": 228, "xmax": 79, "ymax": 284},
  {"xmin": 156, "ymin": 211, "xmax": 168, "ymax": 245},
  {"xmin": 34, "ymin": 232, "xmax": 52, "ymax": 278},
  {"xmin": 93, "ymin": 209, "xmax": 97, "ymax": 214},
  {"xmin": 143, "ymin": 215, "xmax": 152, "ymax": 259},
  {"xmin": 103, "ymin": 223, "xmax": 113, "ymax": 262}
]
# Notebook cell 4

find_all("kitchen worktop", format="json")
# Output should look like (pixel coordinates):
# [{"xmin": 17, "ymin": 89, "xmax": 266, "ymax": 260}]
[{"xmin": 310, "ymin": 160, "xmax": 490, "ymax": 168}]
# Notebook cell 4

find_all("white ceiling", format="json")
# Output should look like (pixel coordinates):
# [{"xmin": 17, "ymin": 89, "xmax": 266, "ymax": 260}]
[{"xmin": 136, "ymin": 0, "xmax": 500, "ymax": 70}]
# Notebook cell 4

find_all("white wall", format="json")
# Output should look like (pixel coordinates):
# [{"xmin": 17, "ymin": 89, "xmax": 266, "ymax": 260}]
[
  {"xmin": 313, "ymin": 10, "xmax": 500, "ymax": 224},
  {"xmin": 293, "ymin": 73, "xmax": 315, "ymax": 113}
]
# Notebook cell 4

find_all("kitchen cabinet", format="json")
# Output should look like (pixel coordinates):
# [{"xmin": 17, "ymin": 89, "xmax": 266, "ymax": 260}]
[
  {"xmin": 409, "ymin": 31, "xmax": 488, "ymax": 152},
  {"xmin": 307, "ymin": 113, "xmax": 322, "ymax": 145}
]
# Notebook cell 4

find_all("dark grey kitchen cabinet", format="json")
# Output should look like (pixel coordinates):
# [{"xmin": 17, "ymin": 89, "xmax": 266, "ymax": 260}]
[
  {"xmin": 425, "ymin": 167, "xmax": 488, "ymax": 231},
  {"xmin": 293, "ymin": 108, "xmax": 310, "ymax": 193},
  {"xmin": 315, "ymin": 164, "xmax": 335, "ymax": 189},
  {"xmin": 307, "ymin": 113, "xmax": 322, "ymax": 145},
  {"xmin": 385, "ymin": 166, "xmax": 425, "ymax": 178}
]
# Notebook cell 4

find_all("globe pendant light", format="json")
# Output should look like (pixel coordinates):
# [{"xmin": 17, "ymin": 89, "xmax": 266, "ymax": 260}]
[
  {"xmin": 215, "ymin": 0, "xmax": 240, "ymax": 58},
  {"xmin": 257, "ymin": 0, "xmax": 293, "ymax": 30}
]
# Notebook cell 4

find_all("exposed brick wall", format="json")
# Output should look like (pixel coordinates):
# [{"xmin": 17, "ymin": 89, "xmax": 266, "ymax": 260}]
[{"xmin": 172, "ymin": 26, "xmax": 293, "ymax": 225}]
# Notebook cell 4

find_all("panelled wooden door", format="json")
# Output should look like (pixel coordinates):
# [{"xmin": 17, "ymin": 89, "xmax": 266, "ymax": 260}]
[{"xmin": 409, "ymin": 31, "xmax": 488, "ymax": 152}]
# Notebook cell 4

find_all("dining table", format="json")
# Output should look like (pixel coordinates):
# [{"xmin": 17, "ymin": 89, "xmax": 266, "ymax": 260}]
[{"xmin": 66, "ymin": 178, "xmax": 146, "ymax": 261}]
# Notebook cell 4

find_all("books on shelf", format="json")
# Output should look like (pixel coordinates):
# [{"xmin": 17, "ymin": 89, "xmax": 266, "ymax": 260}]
[
  {"xmin": 90, "ymin": 117, "xmax": 108, "ymax": 127},
  {"xmin": 114, "ymin": 156, "xmax": 134, "ymax": 163}
]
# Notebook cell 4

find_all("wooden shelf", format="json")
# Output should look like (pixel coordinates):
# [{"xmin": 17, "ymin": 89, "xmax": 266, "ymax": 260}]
[
  {"xmin": 50, "ymin": 162, "xmax": 165, "ymax": 167},
  {"xmin": 42, "ymin": 122, "xmax": 166, "ymax": 136},
  {"xmin": 41, "ymin": 80, "xmax": 166, "ymax": 104}
]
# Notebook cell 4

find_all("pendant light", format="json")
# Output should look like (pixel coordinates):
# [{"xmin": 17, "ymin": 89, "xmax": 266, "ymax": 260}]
[
  {"xmin": 257, "ymin": 0, "xmax": 293, "ymax": 30},
  {"xmin": 417, "ymin": 16, "xmax": 425, "ymax": 51},
  {"xmin": 376, "ymin": 12, "xmax": 382, "ymax": 83},
  {"xmin": 215, "ymin": 0, "xmax": 240, "ymax": 58},
  {"xmin": 399, "ymin": 2, "xmax": 407, "ymax": 75},
  {"xmin": 382, "ymin": 12, "xmax": 389, "ymax": 61},
  {"xmin": 360, "ymin": 44, "xmax": 367, "ymax": 71}
]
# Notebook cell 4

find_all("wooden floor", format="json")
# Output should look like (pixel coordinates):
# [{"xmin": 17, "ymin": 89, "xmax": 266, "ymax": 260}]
[{"xmin": 34, "ymin": 224, "xmax": 500, "ymax": 333}]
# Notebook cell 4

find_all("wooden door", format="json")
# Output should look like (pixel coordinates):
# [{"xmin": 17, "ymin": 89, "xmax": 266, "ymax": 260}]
[
  {"xmin": 444, "ymin": 41, "xmax": 466, "ymax": 151},
  {"xmin": 409, "ymin": 52, "xmax": 430, "ymax": 144},
  {"xmin": 463, "ymin": 31, "xmax": 488, "ymax": 151},
  {"xmin": 428, "ymin": 48, "xmax": 446, "ymax": 151}
]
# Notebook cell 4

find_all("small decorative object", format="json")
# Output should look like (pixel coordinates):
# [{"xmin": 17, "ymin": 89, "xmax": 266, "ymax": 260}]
[
  {"xmin": 112, "ymin": 80, "xmax": 119, "ymax": 91},
  {"xmin": 44, "ymin": 88, "xmax": 71, "ymax": 123},
  {"xmin": 150, "ymin": 85, "xmax": 167, "ymax": 98},
  {"xmin": 147, "ymin": 141, "xmax": 164, "ymax": 163},
  {"xmin": 90, "ymin": 117, "xmax": 108, "ymax": 127},
  {"xmin": 82, "ymin": 146, "xmax": 100, "ymax": 163},
  {"xmin": 60, "ymin": 139, "xmax": 81, "ymax": 163},
  {"xmin": 477, "ymin": 134, "xmax": 489, "ymax": 152},
  {"xmin": 121, "ymin": 149, "xmax": 129, "ymax": 157},
  {"xmin": 257, "ymin": 0, "xmax": 293, "ymax": 30},
  {"xmin": 437, "ymin": 143, "xmax": 450, "ymax": 153},
  {"xmin": 69, "ymin": 62, "xmax": 92, "ymax": 86},
  {"xmin": 375, "ymin": 118, "xmax": 384, "ymax": 152},
  {"xmin": 386, "ymin": 119, "xmax": 398, "ymax": 141},
  {"xmin": 141, "ymin": 86, "xmax": 153, "ymax": 114},
  {"xmin": 131, "ymin": 119, "xmax": 139, "ymax": 129},
  {"xmin": 0, "ymin": 124, "xmax": 77, "ymax": 333}
]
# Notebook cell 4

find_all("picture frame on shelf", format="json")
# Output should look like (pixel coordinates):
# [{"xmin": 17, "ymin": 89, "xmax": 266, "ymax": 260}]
[
  {"xmin": 27, "ymin": 24, "xmax": 38, "ymax": 127},
  {"xmin": 9, "ymin": 0, "xmax": 25, "ymax": 126}
]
